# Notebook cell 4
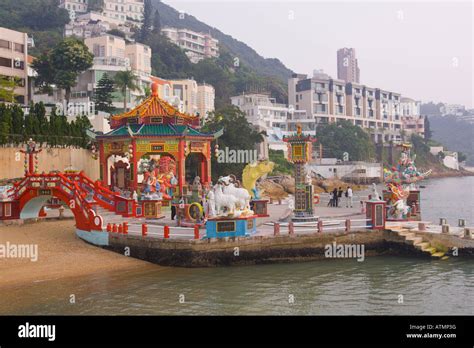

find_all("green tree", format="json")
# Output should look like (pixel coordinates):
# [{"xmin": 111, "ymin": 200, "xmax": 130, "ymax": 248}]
[
  {"xmin": 11, "ymin": 104, "xmax": 24, "ymax": 143},
  {"xmin": 202, "ymin": 105, "xmax": 265, "ymax": 179},
  {"xmin": 152, "ymin": 9, "xmax": 162, "ymax": 34},
  {"xmin": 0, "ymin": 76, "xmax": 18, "ymax": 103},
  {"xmin": 424, "ymin": 115, "xmax": 433, "ymax": 140},
  {"xmin": 20, "ymin": 0, "xmax": 69, "ymax": 31},
  {"xmin": 137, "ymin": 86, "xmax": 151, "ymax": 102},
  {"xmin": 114, "ymin": 70, "xmax": 140, "ymax": 112},
  {"xmin": 32, "ymin": 38, "xmax": 94, "ymax": 104},
  {"xmin": 148, "ymin": 35, "xmax": 192, "ymax": 78},
  {"xmin": 139, "ymin": 0, "xmax": 153, "ymax": 42},
  {"xmin": 316, "ymin": 120, "xmax": 375, "ymax": 161},
  {"xmin": 0, "ymin": 104, "xmax": 12, "ymax": 144},
  {"xmin": 88, "ymin": 0, "xmax": 104, "ymax": 12},
  {"xmin": 458, "ymin": 152, "xmax": 467, "ymax": 163},
  {"xmin": 269, "ymin": 149, "xmax": 293, "ymax": 175},
  {"xmin": 94, "ymin": 73, "xmax": 115, "ymax": 113},
  {"xmin": 106, "ymin": 29, "xmax": 126, "ymax": 39}
]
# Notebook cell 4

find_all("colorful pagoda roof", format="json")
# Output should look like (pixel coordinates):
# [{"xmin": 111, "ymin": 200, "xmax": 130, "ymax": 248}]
[
  {"xmin": 97, "ymin": 124, "xmax": 220, "ymax": 139},
  {"xmin": 110, "ymin": 82, "xmax": 198, "ymax": 122},
  {"xmin": 283, "ymin": 124, "xmax": 316, "ymax": 143}
]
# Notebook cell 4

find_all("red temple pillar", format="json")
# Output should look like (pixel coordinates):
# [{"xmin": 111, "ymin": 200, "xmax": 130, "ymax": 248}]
[
  {"xmin": 99, "ymin": 141, "xmax": 108, "ymax": 185},
  {"xmin": 131, "ymin": 139, "xmax": 138, "ymax": 190},
  {"xmin": 200, "ymin": 159, "xmax": 207, "ymax": 184},
  {"xmin": 206, "ymin": 142, "xmax": 212, "ymax": 184},
  {"xmin": 178, "ymin": 139, "xmax": 185, "ymax": 195}
]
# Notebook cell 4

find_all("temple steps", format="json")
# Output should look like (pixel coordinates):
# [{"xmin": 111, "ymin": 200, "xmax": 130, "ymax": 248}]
[{"xmin": 393, "ymin": 229, "xmax": 449, "ymax": 260}]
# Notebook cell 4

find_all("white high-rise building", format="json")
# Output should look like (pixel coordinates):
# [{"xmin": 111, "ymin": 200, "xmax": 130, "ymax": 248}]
[
  {"xmin": 161, "ymin": 27, "xmax": 219, "ymax": 63},
  {"xmin": 230, "ymin": 93, "xmax": 313, "ymax": 157},
  {"xmin": 289, "ymin": 73, "xmax": 404, "ymax": 143},
  {"xmin": 197, "ymin": 84, "xmax": 215, "ymax": 120}
]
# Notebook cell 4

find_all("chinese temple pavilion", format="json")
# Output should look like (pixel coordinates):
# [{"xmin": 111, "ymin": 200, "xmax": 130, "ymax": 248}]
[{"xmin": 96, "ymin": 82, "xmax": 220, "ymax": 196}]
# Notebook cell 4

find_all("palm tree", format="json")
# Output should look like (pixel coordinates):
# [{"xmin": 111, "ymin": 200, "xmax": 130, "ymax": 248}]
[
  {"xmin": 137, "ymin": 86, "xmax": 151, "ymax": 102},
  {"xmin": 114, "ymin": 70, "xmax": 140, "ymax": 112}
]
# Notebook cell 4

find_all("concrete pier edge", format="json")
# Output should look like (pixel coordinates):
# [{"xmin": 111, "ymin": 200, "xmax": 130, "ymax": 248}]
[{"xmin": 101, "ymin": 228, "xmax": 474, "ymax": 267}]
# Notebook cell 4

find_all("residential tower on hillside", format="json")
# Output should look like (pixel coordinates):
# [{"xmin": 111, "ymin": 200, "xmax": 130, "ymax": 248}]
[{"xmin": 161, "ymin": 27, "xmax": 219, "ymax": 63}]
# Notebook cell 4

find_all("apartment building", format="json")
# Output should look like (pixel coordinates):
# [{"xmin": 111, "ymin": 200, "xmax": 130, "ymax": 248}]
[
  {"xmin": 70, "ymin": 34, "xmax": 151, "ymax": 111},
  {"xmin": 148, "ymin": 77, "xmax": 214, "ymax": 120},
  {"xmin": 162, "ymin": 27, "xmax": 219, "ymax": 63},
  {"xmin": 168, "ymin": 79, "xmax": 199, "ymax": 115},
  {"xmin": 125, "ymin": 42, "xmax": 151, "ymax": 75},
  {"xmin": 289, "ymin": 72, "xmax": 404, "ymax": 143},
  {"xmin": 59, "ymin": 0, "xmax": 89, "ymax": 14},
  {"xmin": 64, "ymin": 18, "xmax": 110, "ymax": 39},
  {"xmin": 0, "ymin": 27, "xmax": 29, "ymax": 105},
  {"xmin": 196, "ymin": 84, "xmax": 215, "ymax": 120},
  {"xmin": 60, "ymin": 0, "xmax": 143, "ymax": 29},
  {"xmin": 337, "ymin": 47, "xmax": 360, "ymax": 83},
  {"xmin": 230, "ymin": 93, "xmax": 315, "ymax": 157},
  {"xmin": 440, "ymin": 103, "xmax": 466, "ymax": 116},
  {"xmin": 65, "ymin": 12, "xmax": 135, "ymax": 40},
  {"xmin": 102, "ymin": 0, "xmax": 144, "ymax": 25},
  {"xmin": 401, "ymin": 97, "xmax": 424, "ymax": 138}
]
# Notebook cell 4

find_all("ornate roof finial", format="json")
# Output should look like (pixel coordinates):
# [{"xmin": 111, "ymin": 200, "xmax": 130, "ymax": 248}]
[
  {"xmin": 151, "ymin": 82, "xmax": 158, "ymax": 97},
  {"xmin": 297, "ymin": 123, "xmax": 302, "ymax": 136}
]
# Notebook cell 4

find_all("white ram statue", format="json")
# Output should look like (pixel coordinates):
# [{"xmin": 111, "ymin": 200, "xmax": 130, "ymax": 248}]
[
  {"xmin": 218, "ymin": 175, "xmax": 251, "ymax": 210},
  {"xmin": 213, "ymin": 183, "xmax": 238, "ymax": 216}
]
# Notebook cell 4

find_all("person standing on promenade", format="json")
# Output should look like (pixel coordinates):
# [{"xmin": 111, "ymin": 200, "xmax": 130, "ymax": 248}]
[
  {"xmin": 337, "ymin": 187, "xmax": 343, "ymax": 207},
  {"xmin": 346, "ymin": 186, "xmax": 353, "ymax": 208},
  {"xmin": 333, "ymin": 188, "xmax": 339, "ymax": 207}
]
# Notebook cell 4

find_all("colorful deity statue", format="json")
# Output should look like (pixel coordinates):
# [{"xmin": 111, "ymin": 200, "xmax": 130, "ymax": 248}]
[
  {"xmin": 383, "ymin": 143, "xmax": 431, "ymax": 220},
  {"xmin": 141, "ymin": 156, "xmax": 178, "ymax": 200},
  {"xmin": 156, "ymin": 156, "xmax": 178, "ymax": 200},
  {"xmin": 383, "ymin": 143, "xmax": 431, "ymax": 186}
]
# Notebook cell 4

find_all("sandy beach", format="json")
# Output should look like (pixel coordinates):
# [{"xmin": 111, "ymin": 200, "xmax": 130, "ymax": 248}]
[{"xmin": 0, "ymin": 219, "xmax": 154, "ymax": 289}]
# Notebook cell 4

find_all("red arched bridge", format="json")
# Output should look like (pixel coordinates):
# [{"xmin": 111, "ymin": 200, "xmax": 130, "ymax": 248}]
[{"xmin": 0, "ymin": 171, "xmax": 140, "ymax": 242}]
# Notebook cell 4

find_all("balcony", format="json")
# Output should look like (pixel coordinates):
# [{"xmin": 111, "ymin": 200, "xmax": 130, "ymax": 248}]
[{"xmin": 93, "ymin": 56, "xmax": 128, "ymax": 67}]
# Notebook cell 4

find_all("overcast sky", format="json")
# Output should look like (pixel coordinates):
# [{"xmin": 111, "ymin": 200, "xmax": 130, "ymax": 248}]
[{"xmin": 163, "ymin": 0, "xmax": 473, "ymax": 107}]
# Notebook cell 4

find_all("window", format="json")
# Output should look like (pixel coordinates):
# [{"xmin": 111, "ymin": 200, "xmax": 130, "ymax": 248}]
[
  {"xmin": 0, "ymin": 57, "xmax": 11, "ymax": 68},
  {"xmin": 0, "ymin": 39, "xmax": 11, "ymax": 49},
  {"xmin": 14, "ymin": 43, "xmax": 25, "ymax": 54},
  {"xmin": 14, "ymin": 95, "xmax": 25, "ymax": 104}
]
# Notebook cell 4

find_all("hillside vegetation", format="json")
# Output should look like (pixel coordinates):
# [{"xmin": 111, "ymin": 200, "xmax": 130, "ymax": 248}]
[
  {"xmin": 429, "ymin": 115, "xmax": 474, "ymax": 165},
  {"xmin": 152, "ymin": 0, "xmax": 293, "ymax": 82},
  {"xmin": 0, "ymin": 0, "xmax": 69, "ymax": 55}
]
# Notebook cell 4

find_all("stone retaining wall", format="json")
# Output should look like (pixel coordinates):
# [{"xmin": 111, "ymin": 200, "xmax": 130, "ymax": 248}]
[{"xmin": 105, "ymin": 230, "xmax": 438, "ymax": 267}]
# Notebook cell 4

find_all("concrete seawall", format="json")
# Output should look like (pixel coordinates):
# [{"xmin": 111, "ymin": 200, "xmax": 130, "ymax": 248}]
[{"xmin": 103, "ymin": 229, "xmax": 473, "ymax": 267}]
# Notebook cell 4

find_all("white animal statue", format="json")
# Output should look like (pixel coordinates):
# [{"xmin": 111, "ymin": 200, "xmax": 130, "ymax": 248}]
[
  {"xmin": 213, "ymin": 183, "xmax": 238, "ymax": 216},
  {"xmin": 371, "ymin": 183, "xmax": 380, "ymax": 201},
  {"xmin": 206, "ymin": 189, "xmax": 216, "ymax": 217},
  {"xmin": 218, "ymin": 175, "xmax": 251, "ymax": 210}
]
